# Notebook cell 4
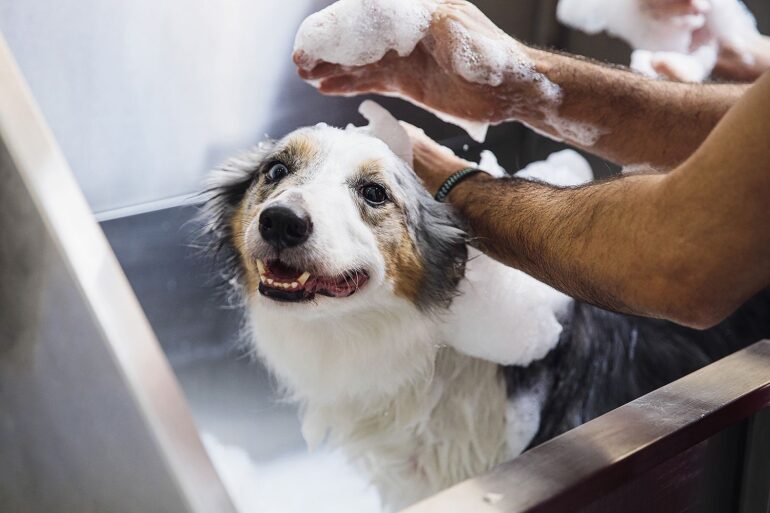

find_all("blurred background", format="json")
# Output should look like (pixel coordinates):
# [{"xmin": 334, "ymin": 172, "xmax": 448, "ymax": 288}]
[
  {"xmin": 5, "ymin": 0, "xmax": 766, "ymax": 217},
  {"xmin": 1, "ymin": 0, "xmax": 768, "ymax": 500}
]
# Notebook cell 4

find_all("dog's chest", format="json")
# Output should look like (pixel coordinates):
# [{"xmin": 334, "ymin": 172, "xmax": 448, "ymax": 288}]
[{"xmin": 320, "ymin": 349, "xmax": 510, "ymax": 511}]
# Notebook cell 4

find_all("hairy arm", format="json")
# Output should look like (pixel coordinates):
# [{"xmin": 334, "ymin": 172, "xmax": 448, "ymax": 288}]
[
  {"xmin": 410, "ymin": 72, "xmax": 770, "ymax": 329},
  {"xmin": 522, "ymin": 50, "xmax": 746, "ymax": 167},
  {"xmin": 296, "ymin": 0, "xmax": 748, "ymax": 169}
]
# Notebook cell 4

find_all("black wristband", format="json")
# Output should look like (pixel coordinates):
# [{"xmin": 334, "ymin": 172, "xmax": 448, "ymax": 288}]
[{"xmin": 434, "ymin": 168, "xmax": 484, "ymax": 202}]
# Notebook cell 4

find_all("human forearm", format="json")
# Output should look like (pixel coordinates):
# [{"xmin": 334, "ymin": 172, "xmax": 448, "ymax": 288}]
[
  {"xmin": 406, "ymin": 73, "xmax": 770, "ymax": 328},
  {"xmin": 715, "ymin": 35, "xmax": 770, "ymax": 82},
  {"xmin": 503, "ymin": 48, "xmax": 747, "ymax": 168},
  {"xmin": 446, "ymin": 172, "xmax": 685, "ymax": 320},
  {"xmin": 446, "ymin": 67, "xmax": 770, "ymax": 327},
  {"xmin": 447, "ymin": 169, "xmax": 766, "ymax": 328}
]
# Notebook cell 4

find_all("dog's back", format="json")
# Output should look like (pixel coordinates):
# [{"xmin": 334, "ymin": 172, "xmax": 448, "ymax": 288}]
[{"xmin": 505, "ymin": 287, "xmax": 770, "ymax": 448}]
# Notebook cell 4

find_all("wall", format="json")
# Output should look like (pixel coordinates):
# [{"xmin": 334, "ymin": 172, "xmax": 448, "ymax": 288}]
[{"xmin": 0, "ymin": 0, "xmax": 337, "ymax": 213}]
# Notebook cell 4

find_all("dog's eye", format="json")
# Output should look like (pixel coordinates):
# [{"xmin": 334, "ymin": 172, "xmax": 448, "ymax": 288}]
[
  {"xmin": 265, "ymin": 162, "xmax": 289, "ymax": 183},
  {"xmin": 361, "ymin": 183, "xmax": 388, "ymax": 206}
]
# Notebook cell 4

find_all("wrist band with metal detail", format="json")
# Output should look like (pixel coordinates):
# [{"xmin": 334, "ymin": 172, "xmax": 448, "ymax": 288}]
[{"xmin": 434, "ymin": 168, "xmax": 484, "ymax": 203}]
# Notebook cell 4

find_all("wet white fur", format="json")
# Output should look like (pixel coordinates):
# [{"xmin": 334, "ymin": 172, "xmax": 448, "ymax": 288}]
[{"xmin": 237, "ymin": 125, "xmax": 592, "ymax": 510}]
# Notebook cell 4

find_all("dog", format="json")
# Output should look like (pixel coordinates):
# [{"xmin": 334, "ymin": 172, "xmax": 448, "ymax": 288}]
[{"xmin": 203, "ymin": 107, "xmax": 770, "ymax": 511}]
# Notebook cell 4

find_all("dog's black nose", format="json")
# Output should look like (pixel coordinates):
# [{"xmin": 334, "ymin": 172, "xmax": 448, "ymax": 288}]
[{"xmin": 259, "ymin": 205, "xmax": 312, "ymax": 249}]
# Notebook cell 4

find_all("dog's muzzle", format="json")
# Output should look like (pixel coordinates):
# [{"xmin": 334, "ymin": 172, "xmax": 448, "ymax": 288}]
[{"xmin": 259, "ymin": 205, "xmax": 312, "ymax": 250}]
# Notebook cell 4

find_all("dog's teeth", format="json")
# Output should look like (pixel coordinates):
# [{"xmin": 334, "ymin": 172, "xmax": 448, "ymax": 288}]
[
  {"xmin": 298, "ymin": 272, "xmax": 311, "ymax": 286},
  {"xmin": 256, "ymin": 259, "xmax": 266, "ymax": 275},
  {"xmin": 282, "ymin": 283, "xmax": 291, "ymax": 289},
  {"xmin": 291, "ymin": 282, "xmax": 299, "ymax": 289},
  {"xmin": 267, "ymin": 278, "xmax": 274, "ymax": 285}
]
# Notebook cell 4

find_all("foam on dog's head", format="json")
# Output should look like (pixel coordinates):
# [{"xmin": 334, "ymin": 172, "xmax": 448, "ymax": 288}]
[{"xmin": 357, "ymin": 100, "xmax": 413, "ymax": 165}]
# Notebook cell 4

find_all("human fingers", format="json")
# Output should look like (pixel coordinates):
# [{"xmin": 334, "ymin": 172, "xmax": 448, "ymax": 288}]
[
  {"xmin": 401, "ymin": 122, "xmax": 472, "ymax": 194},
  {"xmin": 317, "ymin": 74, "xmax": 390, "ymax": 96},
  {"xmin": 651, "ymin": 58, "xmax": 691, "ymax": 82},
  {"xmin": 641, "ymin": 0, "xmax": 710, "ymax": 18},
  {"xmin": 295, "ymin": 60, "xmax": 350, "ymax": 81}
]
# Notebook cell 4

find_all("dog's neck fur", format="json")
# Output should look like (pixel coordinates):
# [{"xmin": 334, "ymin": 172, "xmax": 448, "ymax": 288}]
[
  {"xmin": 308, "ymin": 348, "xmax": 508, "ymax": 511},
  {"xmin": 249, "ymin": 299, "xmax": 509, "ymax": 511}
]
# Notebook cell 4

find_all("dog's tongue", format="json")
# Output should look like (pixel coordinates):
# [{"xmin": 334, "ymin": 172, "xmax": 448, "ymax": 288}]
[{"xmin": 312, "ymin": 272, "xmax": 368, "ymax": 298}]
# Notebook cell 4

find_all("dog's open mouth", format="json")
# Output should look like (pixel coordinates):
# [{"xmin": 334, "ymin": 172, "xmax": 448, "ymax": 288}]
[{"xmin": 256, "ymin": 259, "xmax": 369, "ymax": 302}]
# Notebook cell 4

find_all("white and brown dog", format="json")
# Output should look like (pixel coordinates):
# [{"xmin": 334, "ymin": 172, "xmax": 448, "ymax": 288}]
[{"xmin": 204, "ymin": 103, "xmax": 770, "ymax": 511}]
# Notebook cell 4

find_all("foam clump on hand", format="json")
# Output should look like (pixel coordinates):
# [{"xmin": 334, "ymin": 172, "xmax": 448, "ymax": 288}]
[
  {"xmin": 444, "ymin": 19, "xmax": 550, "ymax": 91},
  {"xmin": 295, "ymin": 0, "xmax": 490, "ymax": 140},
  {"xmin": 477, "ymin": 149, "xmax": 507, "ymax": 177},
  {"xmin": 295, "ymin": 0, "xmax": 561, "ymax": 143},
  {"xmin": 294, "ymin": 0, "xmax": 437, "ymax": 69},
  {"xmin": 557, "ymin": 0, "xmax": 759, "ymax": 82},
  {"xmin": 515, "ymin": 149, "xmax": 594, "ymax": 186}
]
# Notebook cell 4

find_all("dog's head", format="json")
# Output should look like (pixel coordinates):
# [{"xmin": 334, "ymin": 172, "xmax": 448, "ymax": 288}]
[
  {"xmin": 204, "ymin": 124, "xmax": 467, "ymax": 402},
  {"xmin": 207, "ymin": 124, "xmax": 466, "ymax": 315}
]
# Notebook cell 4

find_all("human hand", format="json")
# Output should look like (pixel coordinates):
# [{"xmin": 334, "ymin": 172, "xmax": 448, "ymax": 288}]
[
  {"xmin": 294, "ymin": 0, "xmax": 545, "ymax": 124},
  {"xmin": 637, "ymin": 0, "xmax": 768, "ymax": 83},
  {"xmin": 714, "ymin": 35, "xmax": 770, "ymax": 82},
  {"xmin": 400, "ymin": 122, "xmax": 474, "ymax": 196}
]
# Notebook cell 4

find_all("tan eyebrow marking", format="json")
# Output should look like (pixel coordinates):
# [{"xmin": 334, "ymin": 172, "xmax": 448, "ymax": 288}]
[
  {"xmin": 357, "ymin": 158, "xmax": 384, "ymax": 176},
  {"xmin": 275, "ymin": 134, "xmax": 319, "ymax": 170}
]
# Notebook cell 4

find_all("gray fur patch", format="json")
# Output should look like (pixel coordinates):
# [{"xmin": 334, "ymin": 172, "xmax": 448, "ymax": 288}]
[{"xmin": 392, "ymin": 161, "xmax": 468, "ymax": 310}]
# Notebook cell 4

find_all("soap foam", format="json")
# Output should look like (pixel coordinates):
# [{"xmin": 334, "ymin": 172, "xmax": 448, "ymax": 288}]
[
  {"xmin": 557, "ymin": 0, "xmax": 759, "ymax": 82},
  {"xmin": 446, "ymin": 20, "xmax": 534, "ymax": 88},
  {"xmin": 443, "ymin": 149, "xmax": 593, "ymax": 366},
  {"xmin": 631, "ymin": 44, "xmax": 717, "ymax": 83},
  {"xmin": 294, "ymin": 0, "xmax": 437, "ymax": 69},
  {"xmin": 478, "ymin": 149, "xmax": 507, "ymax": 177},
  {"xmin": 707, "ymin": 0, "xmax": 760, "ymax": 59},
  {"xmin": 543, "ymin": 111, "xmax": 605, "ymax": 147},
  {"xmin": 558, "ymin": 0, "xmax": 700, "ymax": 52},
  {"xmin": 420, "ymin": 17, "xmax": 595, "ymax": 146},
  {"xmin": 515, "ymin": 148, "xmax": 594, "ymax": 187},
  {"xmin": 381, "ymin": 90, "xmax": 491, "ymax": 142},
  {"xmin": 297, "ymin": 1, "xmax": 614, "ymax": 145},
  {"xmin": 295, "ymin": 0, "xmax": 562, "ymax": 142},
  {"xmin": 204, "ymin": 433, "xmax": 381, "ymax": 513},
  {"xmin": 357, "ymin": 100, "xmax": 413, "ymax": 164}
]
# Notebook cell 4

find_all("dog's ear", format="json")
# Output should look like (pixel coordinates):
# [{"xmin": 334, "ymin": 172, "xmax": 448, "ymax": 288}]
[
  {"xmin": 401, "ymin": 170, "xmax": 468, "ymax": 311},
  {"xmin": 198, "ymin": 140, "xmax": 276, "ymax": 292},
  {"xmin": 202, "ymin": 140, "xmax": 276, "ymax": 233}
]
